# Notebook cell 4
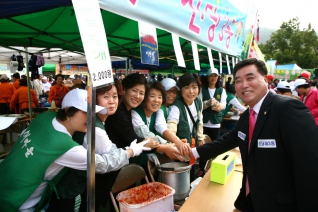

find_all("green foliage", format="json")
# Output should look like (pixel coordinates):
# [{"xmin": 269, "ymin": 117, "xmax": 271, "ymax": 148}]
[{"xmin": 259, "ymin": 17, "xmax": 318, "ymax": 68}]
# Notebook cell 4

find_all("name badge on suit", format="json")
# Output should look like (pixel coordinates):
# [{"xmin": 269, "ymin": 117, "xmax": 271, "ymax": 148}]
[
  {"xmin": 238, "ymin": 131, "xmax": 246, "ymax": 140},
  {"xmin": 257, "ymin": 139, "xmax": 276, "ymax": 148}
]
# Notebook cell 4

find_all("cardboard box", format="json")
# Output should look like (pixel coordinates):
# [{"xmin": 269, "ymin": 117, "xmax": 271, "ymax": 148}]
[{"xmin": 210, "ymin": 151, "xmax": 236, "ymax": 184}]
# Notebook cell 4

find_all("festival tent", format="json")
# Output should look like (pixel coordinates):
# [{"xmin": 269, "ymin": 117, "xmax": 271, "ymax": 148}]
[
  {"xmin": 0, "ymin": 1, "xmax": 251, "ymax": 73},
  {"xmin": 276, "ymin": 64, "xmax": 302, "ymax": 71},
  {"xmin": 274, "ymin": 64, "xmax": 316, "ymax": 80},
  {"xmin": 0, "ymin": 1, "xmax": 252, "ymax": 210}
]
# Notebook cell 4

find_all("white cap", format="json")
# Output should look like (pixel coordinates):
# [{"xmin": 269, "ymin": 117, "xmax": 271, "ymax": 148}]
[
  {"xmin": 207, "ymin": 68, "xmax": 219, "ymax": 76},
  {"xmin": 69, "ymin": 75, "xmax": 75, "ymax": 79},
  {"xmin": 61, "ymin": 88, "xmax": 105, "ymax": 113},
  {"xmin": 293, "ymin": 79, "xmax": 308, "ymax": 91},
  {"xmin": 275, "ymin": 81, "xmax": 290, "ymax": 91},
  {"xmin": 42, "ymin": 76, "xmax": 47, "ymax": 80},
  {"xmin": 161, "ymin": 78, "xmax": 179, "ymax": 91},
  {"xmin": 0, "ymin": 74, "xmax": 9, "ymax": 81}
]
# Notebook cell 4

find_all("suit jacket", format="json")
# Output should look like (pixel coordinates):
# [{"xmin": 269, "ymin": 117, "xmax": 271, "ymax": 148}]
[{"xmin": 197, "ymin": 92, "xmax": 318, "ymax": 211}]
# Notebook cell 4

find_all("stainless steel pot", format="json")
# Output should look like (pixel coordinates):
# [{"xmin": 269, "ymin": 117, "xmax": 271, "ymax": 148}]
[
  {"xmin": 158, "ymin": 162, "xmax": 191, "ymax": 201},
  {"xmin": 149, "ymin": 154, "xmax": 191, "ymax": 201}
]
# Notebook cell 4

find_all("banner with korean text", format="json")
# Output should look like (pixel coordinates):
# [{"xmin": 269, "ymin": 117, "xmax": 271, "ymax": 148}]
[
  {"xmin": 73, "ymin": 0, "xmax": 113, "ymax": 87},
  {"xmin": 138, "ymin": 21, "xmax": 159, "ymax": 65},
  {"xmin": 99, "ymin": 0, "xmax": 248, "ymax": 56}
]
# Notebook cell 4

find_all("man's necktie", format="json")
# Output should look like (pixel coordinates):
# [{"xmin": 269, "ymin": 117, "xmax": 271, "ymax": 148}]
[{"xmin": 246, "ymin": 108, "xmax": 256, "ymax": 195}]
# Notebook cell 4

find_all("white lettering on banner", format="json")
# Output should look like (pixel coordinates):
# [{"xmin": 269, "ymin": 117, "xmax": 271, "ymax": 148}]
[
  {"xmin": 72, "ymin": 0, "xmax": 113, "ymax": 87},
  {"xmin": 21, "ymin": 138, "xmax": 31, "ymax": 149},
  {"xmin": 20, "ymin": 130, "xmax": 31, "ymax": 140},
  {"xmin": 25, "ymin": 147, "xmax": 34, "ymax": 158},
  {"xmin": 19, "ymin": 129, "xmax": 34, "ymax": 158}
]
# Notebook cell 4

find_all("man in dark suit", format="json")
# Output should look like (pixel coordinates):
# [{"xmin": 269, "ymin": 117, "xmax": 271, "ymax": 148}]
[{"xmin": 190, "ymin": 58, "xmax": 318, "ymax": 211}]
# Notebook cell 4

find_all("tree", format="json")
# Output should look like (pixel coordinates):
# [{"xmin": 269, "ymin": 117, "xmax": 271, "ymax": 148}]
[{"xmin": 259, "ymin": 17, "xmax": 318, "ymax": 68}]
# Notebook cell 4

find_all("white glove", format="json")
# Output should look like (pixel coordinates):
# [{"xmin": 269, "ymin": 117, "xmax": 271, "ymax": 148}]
[{"xmin": 127, "ymin": 139, "xmax": 151, "ymax": 157}]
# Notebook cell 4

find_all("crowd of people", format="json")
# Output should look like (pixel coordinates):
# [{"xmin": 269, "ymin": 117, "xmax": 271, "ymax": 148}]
[
  {"xmin": 0, "ymin": 58, "xmax": 318, "ymax": 211},
  {"xmin": 0, "ymin": 73, "xmax": 88, "ymax": 115}
]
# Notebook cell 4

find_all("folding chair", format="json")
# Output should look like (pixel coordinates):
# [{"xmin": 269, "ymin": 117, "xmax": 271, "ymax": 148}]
[
  {"xmin": 147, "ymin": 153, "xmax": 174, "ymax": 182},
  {"xmin": 109, "ymin": 163, "xmax": 149, "ymax": 212},
  {"xmin": 147, "ymin": 153, "xmax": 183, "ymax": 210}
]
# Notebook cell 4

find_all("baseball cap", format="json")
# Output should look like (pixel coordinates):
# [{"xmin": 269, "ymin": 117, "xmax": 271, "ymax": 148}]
[
  {"xmin": 0, "ymin": 74, "xmax": 9, "ymax": 81},
  {"xmin": 207, "ymin": 68, "xmax": 219, "ymax": 76},
  {"xmin": 61, "ymin": 88, "xmax": 105, "ymax": 113},
  {"xmin": 267, "ymin": 75, "xmax": 274, "ymax": 80},
  {"xmin": 69, "ymin": 75, "xmax": 75, "ymax": 79},
  {"xmin": 274, "ymin": 81, "xmax": 290, "ymax": 91},
  {"xmin": 42, "ymin": 76, "xmax": 47, "ymax": 80},
  {"xmin": 293, "ymin": 79, "xmax": 308, "ymax": 91},
  {"xmin": 161, "ymin": 78, "xmax": 179, "ymax": 91},
  {"xmin": 300, "ymin": 72, "xmax": 310, "ymax": 79}
]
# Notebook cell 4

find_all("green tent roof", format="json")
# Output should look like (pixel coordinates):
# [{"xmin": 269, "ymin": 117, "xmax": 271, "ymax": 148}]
[{"xmin": 0, "ymin": 6, "xmax": 234, "ymax": 72}]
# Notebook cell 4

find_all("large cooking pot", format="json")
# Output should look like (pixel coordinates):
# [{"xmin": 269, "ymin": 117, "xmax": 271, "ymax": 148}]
[{"xmin": 149, "ymin": 154, "xmax": 191, "ymax": 201}]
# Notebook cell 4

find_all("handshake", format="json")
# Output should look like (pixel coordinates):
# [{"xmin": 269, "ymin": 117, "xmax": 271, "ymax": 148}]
[{"xmin": 205, "ymin": 98, "xmax": 223, "ymax": 112}]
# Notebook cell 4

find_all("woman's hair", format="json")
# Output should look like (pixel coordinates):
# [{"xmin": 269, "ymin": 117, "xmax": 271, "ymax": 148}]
[
  {"xmin": 121, "ymin": 73, "xmax": 147, "ymax": 90},
  {"xmin": 96, "ymin": 78, "xmax": 123, "ymax": 104},
  {"xmin": 56, "ymin": 107, "xmax": 80, "ymax": 121},
  {"xmin": 202, "ymin": 73, "xmax": 220, "ymax": 88},
  {"xmin": 296, "ymin": 84, "xmax": 311, "ymax": 89},
  {"xmin": 55, "ymin": 74, "xmax": 64, "ymax": 81},
  {"xmin": 19, "ymin": 79, "xmax": 28, "ymax": 86},
  {"xmin": 178, "ymin": 73, "xmax": 202, "ymax": 94},
  {"xmin": 142, "ymin": 81, "xmax": 166, "ymax": 107}
]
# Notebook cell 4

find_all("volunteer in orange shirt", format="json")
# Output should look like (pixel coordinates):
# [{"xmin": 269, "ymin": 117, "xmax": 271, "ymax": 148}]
[
  {"xmin": 12, "ymin": 72, "xmax": 21, "ymax": 89},
  {"xmin": 48, "ymin": 74, "xmax": 69, "ymax": 108},
  {"xmin": 0, "ymin": 74, "xmax": 16, "ymax": 114},
  {"xmin": 10, "ymin": 79, "xmax": 39, "ymax": 114}
]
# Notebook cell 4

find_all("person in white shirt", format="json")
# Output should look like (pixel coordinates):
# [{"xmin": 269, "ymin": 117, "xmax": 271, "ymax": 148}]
[
  {"xmin": 166, "ymin": 73, "xmax": 205, "ymax": 182},
  {"xmin": 42, "ymin": 76, "xmax": 51, "ymax": 95},
  {"xmin": 131, "ymin": 81, "xmax": 190, "ymax": 160},
  {"xmin": 32, "ymin": 74, "xmax": 44, "ymax": 98},
  {"xmin": 47, "ymin": 79, "xmax": 152, "ymax": 211},
  {"xmin": 160, "ymin": 78, "xmax": 179, "ymax": 119},
  {"xmin": 225, "ymin": 84, "xmax": 247, "ymax": 114},
  {"xmin": 199, "ymin": 68, "xmax": 227, "ymax": 176},
  {"xmin": 0, "ymin": 88, "xmax": 150, "ymax": 212}
]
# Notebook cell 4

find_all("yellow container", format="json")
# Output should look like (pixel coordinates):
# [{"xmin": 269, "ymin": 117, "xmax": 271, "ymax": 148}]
[{"xmin": 210, "ymin": 151, "xmax": 236, "ymax": 184}]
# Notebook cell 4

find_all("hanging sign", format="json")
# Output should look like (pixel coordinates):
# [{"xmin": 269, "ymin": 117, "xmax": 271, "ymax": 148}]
[
  {"xmin": 138, "ymin": 21, "xmax": 159, "ymax": 66},
  {"xmin": 226, "ymin": 55, "xmax": 231, "ymax": 74},
  {"xmin": 191, "ymin": 41, "xmax": 200, "ymax": 71},
  {"xmin": 219, "ymin": 52, "xmax": 222, "ymax": 73},
  {"xmin": 100, "ymin": 0, "xmax": 248, "ymax": 56},
  {"xmin": 72, "ymin": 0, "xmax": 113, "ymax": 87},
  {"xmin": 172, "ymin": 33, "xmax": 186, "ymax": 67},
  {"xmin": 207, "ymin": 48, "xmax": 214, "ymax": 69}
]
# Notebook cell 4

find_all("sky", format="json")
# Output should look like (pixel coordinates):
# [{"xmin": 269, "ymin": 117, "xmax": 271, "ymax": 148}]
[
  {"xmin": 231, "ymin": 0, "xmax": 317, "ymax": 31},
  {"xmin": 255, "ymin": 0, "xmax": 317, "ymax": 30}
]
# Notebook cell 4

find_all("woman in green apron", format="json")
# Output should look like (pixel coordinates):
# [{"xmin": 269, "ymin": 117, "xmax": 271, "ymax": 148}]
[
  {"xmin": 166, "ymin": 73, "xmax": 205, "ymax": 182},
  {"xmin": 0, "ymin": 89, "xmax": 148, "ymax": 212},
  {"xmin": 132, "ymin": 81, "xmax": 191, "ymax": 160}
]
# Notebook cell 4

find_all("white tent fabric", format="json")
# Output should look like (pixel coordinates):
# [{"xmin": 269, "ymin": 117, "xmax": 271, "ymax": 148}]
[{"xmin": 0, "ymin": 46, "xmax": 126, "ymax": 64}]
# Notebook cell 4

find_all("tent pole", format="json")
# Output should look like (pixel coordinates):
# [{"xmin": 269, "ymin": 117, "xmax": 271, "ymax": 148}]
[
  {"xmin": 125, "ymin": 59, "xmax": 128, "ymax": 76},
  {"xmin": 86, "ymin": 83, "xmax": 96, "ymax": 212},
  {"xmin": 25, "ymin": 47, "xmax": 32, "ymax": 123}
]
